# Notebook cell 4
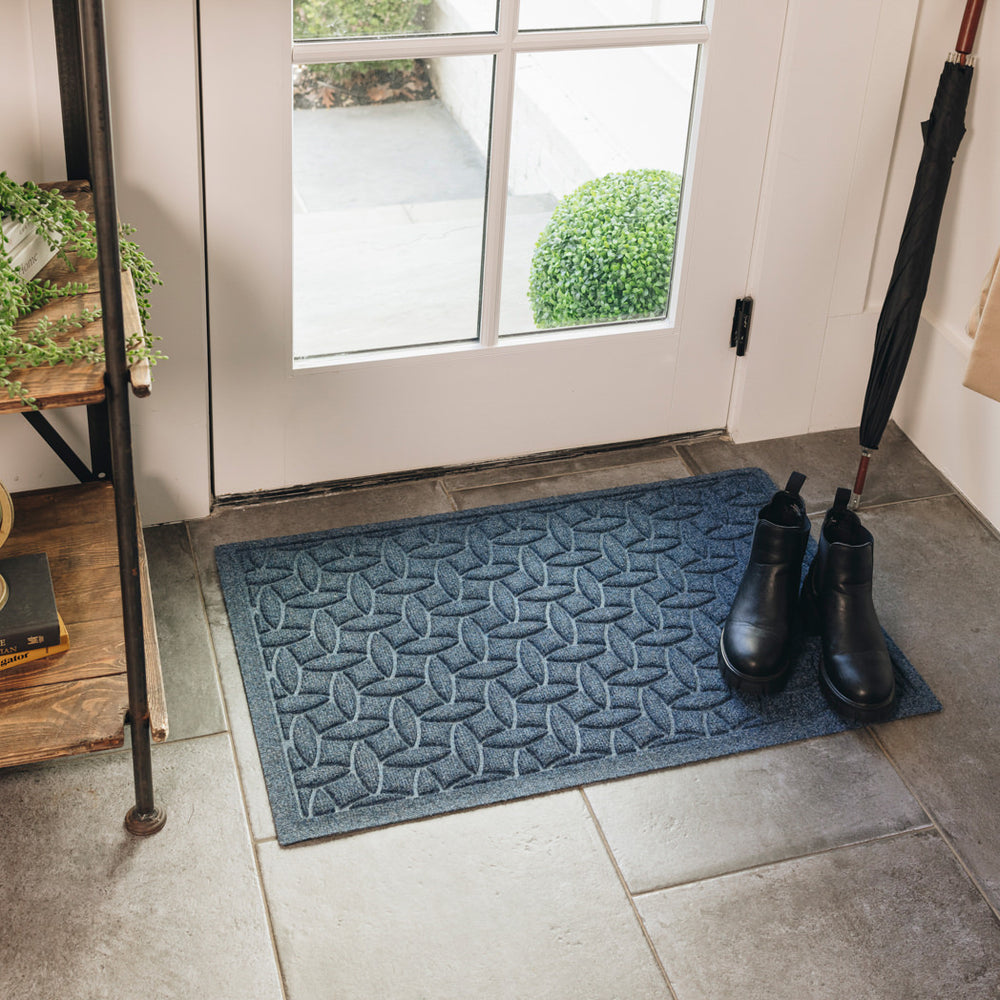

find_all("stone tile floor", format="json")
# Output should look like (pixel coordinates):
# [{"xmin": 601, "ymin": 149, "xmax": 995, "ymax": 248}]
[{"xmin": 3, "ymin": 423, "xmax": 1000, "ymax": 999}]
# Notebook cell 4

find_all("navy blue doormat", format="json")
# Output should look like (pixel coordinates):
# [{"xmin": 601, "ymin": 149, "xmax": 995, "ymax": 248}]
[{"xmin": 216, "ymin": 468, "xmax": 940, "ymax": 845}]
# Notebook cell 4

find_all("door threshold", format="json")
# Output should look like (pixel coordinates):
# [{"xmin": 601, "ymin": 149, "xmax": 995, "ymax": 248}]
[{"xmin": 212, "ymin": 429, "xmax": 726, "ymax": 510}]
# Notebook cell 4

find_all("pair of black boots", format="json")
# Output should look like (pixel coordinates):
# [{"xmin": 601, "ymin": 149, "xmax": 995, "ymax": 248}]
[{"xmin": 718, "ymin": 472, "xmax": 896, "ymax": 723}]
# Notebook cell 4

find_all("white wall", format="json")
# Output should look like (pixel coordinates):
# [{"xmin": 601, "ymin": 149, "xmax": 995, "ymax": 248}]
[
  {"xmin": 880, "ymin": 1, "xmax": 1000, "ymax": 530},
  {"xmin": 0, "ymin": 0, "xmax": 209, "ymax": 525},
  {"xmin": 0, "ymin": 0, "xmax": 45, "ymax": 181}
]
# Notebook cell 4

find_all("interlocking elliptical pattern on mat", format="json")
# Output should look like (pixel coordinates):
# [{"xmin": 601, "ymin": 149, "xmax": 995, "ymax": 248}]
[{"xmin": 215, "ymin": 468, "xmax": 940, "ymax": 844}]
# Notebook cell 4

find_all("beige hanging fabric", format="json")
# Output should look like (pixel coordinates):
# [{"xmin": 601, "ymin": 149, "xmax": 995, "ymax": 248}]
[{"xmin": 964, "ymin": 245, "xmax": 1000, "ymax": 402}]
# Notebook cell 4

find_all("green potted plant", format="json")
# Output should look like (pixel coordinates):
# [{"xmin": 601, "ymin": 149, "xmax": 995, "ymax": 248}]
[
  {"xmin": 0, "ymin": 172, "xmax": 163, "ymax": 407},
  {"xmin": 528, "ymin": 168, "xmax": 682, "ymax": 329}
]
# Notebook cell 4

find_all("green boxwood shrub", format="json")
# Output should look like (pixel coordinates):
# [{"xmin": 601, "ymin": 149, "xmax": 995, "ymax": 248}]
[
  {"xmin": 528, "ymin": 168, "xmax": 682, "ymax": 329},
  {"xmin": 294, "ymin": 0, "xmax": 431, "ymax": 82}
]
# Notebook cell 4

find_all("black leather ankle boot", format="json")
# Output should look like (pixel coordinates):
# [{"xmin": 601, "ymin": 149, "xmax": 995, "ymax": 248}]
[
  {"xmin": 801, "ymin": 488, "xmax": 896, "ymax": 723},
  {"xmin": 719, "ymin": 472, "xmax": 810, "ymax": 694}
]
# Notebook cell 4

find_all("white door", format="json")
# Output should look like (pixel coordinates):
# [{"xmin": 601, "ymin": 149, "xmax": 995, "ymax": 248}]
[{"xmin": 201, "ymin": 0, "xmax": 787, "ymax": 497}]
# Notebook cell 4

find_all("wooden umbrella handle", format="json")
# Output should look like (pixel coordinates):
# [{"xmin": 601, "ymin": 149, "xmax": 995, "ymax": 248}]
[{"xmin": 956, "ymin": 0, "xmax": 986, "ymax": 56}]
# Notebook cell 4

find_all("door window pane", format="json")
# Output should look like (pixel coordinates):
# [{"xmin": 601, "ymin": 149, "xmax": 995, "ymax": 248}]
[
  {"xmin": 293, "ymin": 0, "xmax": 497, "ymax": 41},
  {"xmin": 519, "ymin": 0, "xmax": 703, "ymax": 31},
  {"xmin": 499, "ymin": 45, "xmax": 697, "ymax": 336},
  {"xmin": 293, "ymin": 55, "xmax": 493, "ymax": 360}
]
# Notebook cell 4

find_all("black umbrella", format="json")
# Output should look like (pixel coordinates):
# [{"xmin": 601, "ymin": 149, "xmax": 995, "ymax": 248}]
[{"xmin": 851, "ymin": 0, "xmax": 985, "ymax": 508}]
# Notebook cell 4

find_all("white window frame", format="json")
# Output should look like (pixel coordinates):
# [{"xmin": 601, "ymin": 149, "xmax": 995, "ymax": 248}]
[{"xmin": 290, "ymin": 1, "xmax": 709, "ymax": 363}]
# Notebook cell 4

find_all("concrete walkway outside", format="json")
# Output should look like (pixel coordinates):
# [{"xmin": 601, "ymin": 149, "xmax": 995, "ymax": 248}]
[{"xmin": 293, "ymin": 99, "xmax": 555, "ymax": 358}]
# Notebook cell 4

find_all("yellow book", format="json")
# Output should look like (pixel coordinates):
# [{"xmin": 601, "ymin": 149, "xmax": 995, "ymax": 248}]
[{"xmin": 0, "ymin": 614, "xmax": 69, "ymax": 672}]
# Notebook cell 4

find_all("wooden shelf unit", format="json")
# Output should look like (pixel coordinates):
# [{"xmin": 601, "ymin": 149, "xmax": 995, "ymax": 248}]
[
  {"xmin": 0, "ymin": 483, "xmax": 167, "ymax": 768},
  {"xmin": 1, "ymin": 180, "xmax": 167, "ymax": 769},
  {"xmin": 1, "ymin": 0, "xmax": 167, "ymax": 833}
]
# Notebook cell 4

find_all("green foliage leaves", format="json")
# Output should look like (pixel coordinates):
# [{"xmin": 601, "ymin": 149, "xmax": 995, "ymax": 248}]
[
  {"xmin": 321, "ymin": 0, "xmax": 430, "ymax": 35},
  {"xmin": 293, "ymin": 0, "xmax": 431, "ymax": 82},
  {"xmin": 0, "ymin": 175, "xmax": 90, "ymax": 332},
  {"xmin": 0, "ymin": 172, "xmax": 163, "ymax": 407},
  {"xmin": 528, "ymin": 169, "xmax": 682, "ymax": 329}
]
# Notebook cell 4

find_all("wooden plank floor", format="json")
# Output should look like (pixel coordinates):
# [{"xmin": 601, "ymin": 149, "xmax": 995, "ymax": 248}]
[{"xmin": 0, "ymin": 482, "xmax": 167, "ymax": 768}]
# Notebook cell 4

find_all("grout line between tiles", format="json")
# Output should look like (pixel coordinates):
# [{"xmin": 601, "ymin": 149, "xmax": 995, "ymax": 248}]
[
  {"xmin": 674, "ymin": 448, "xmax": 705, "ymax": 477},
  {"xmin": 579, "ymin": 788, "xmax": 682, "ymax": 1000},
  {"xmin": 183, "ymin": 521, "xmax": 291, "ymax": 1000},
  {"xmin": 805, "ymin": 490, "xmax": 957, "ymax": 518},
  {"xmin": 866, "ymin": 724, "xmax": 1000, "ymax": 927},
  {"xmin": 438, "ymin": 476, "xmax": 459, "ymax": 511},
  {"xmin": 628, "ymin": 823, "xmax": 936, "ymax": 900},
  {"xmin": 153, "ymin": 727, "xmax": 229, "ymax": 747},
  {"xmin": 675, "ymin": 448, "xmax": 703, "ymax": 478}
]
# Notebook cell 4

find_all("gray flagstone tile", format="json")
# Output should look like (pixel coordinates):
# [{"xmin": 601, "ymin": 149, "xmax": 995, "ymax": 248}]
[
  {"xmin": 860, "ymin": 495, "xmax": 1000, "ymax": 910},
  {"xmin": 448, "ymin": 453, "xmax": 690, "ymax": 509},
  {"xmin": 203, "ymin": 606, "xmax": 278, "ymax": 843},
  {"xmin": 144, "ymin": 522, "xmax": 226, "ymax": 742},
  {"xmin": 195, "ymin": 477, "xmax": 454, "ymax": 557},
  {"xmin": 586, "ymin": 729, "xmax": 930, "ymax": 893},
  {"xmin": 637, "ymin": 829, "xmax": 1000, "ymax": 1000},
  {"xmin": 443, "ymin": 441, "xmax": 685, "ymax": 491},
  {"xmin": 0, "ymin": 735, "xmax": 282, "ymax": 1000},
  {"xmin": 257, "ymin": 791, "xmax": 671, "ymax": 1000},
  {"xmin": 678, "ymin": 422, "xmax": 952, "ymax": 514}
]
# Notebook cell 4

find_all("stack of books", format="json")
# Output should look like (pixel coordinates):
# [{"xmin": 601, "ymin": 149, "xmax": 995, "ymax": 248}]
[
  {"xmin": 1, "ymin": 216, "xmax": 58, "ymax": 281},
  {"xmin": 0, "ymin": 553, "xmax": 69, "ymax": 672}
]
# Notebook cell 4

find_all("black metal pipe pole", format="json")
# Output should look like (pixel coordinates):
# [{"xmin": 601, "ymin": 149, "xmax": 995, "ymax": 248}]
[
  {"xmin": 78, "ymin": 0, "xmax": 165, "ymax": 835},
  {"xmin": 87, "ymin": 402, "xmax": 113, "ymax": 479},
  {"xmin": 51, "ymin": 0, "xmax": 90, "ymax": 181}
]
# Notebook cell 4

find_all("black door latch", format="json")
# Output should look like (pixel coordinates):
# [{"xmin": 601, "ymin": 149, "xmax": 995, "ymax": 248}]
[{"xmin": 730, "ymin": 296, "xmax": 753, "ymax": 357}]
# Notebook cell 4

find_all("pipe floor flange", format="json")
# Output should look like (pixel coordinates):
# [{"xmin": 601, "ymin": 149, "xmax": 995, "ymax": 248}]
[{"xmin": 124, "ymin": 805, "xmax": 167, "ymax": 836}]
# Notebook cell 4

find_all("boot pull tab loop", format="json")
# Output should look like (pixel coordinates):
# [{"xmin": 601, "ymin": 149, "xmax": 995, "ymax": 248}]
[
  {"xmin": 833, "ymin": 487, "xmax": 852, "ymax": 511},
  {"xmin": 784, "ymin": 471, "xmax": 806, "ymax": 496}
]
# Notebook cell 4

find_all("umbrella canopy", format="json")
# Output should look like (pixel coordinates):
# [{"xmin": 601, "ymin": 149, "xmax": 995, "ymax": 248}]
[
  {"xmin": 858, "ymin": 58, "xmax": 974, "ymax": 452},
  {"xmin": 850, "ymin": 0, "xmax": 985, "ymax": 508}
]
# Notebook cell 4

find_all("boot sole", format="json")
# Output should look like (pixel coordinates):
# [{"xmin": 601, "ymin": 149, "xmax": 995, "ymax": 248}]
[
  {"xmin": 818, "ymin": 659, "xmax": 896, "ymax": 724},
  {"xmin": 718, "ymin": 632, "xmax": 792, "ymax": 695}
]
